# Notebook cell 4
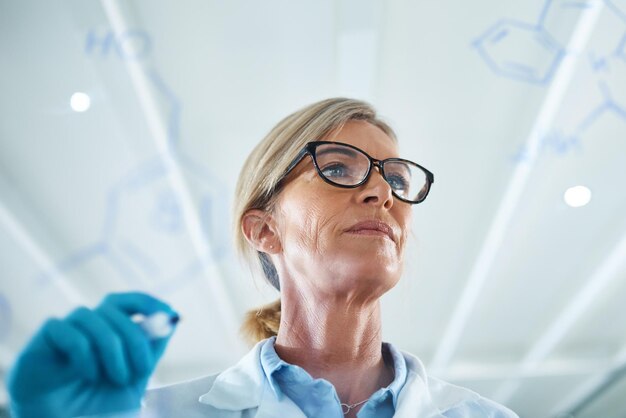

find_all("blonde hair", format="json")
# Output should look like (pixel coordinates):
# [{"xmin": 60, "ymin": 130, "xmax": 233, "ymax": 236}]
[{"xmin": 234, "ymin": 97, "xmax": 397, "ymax": 345}]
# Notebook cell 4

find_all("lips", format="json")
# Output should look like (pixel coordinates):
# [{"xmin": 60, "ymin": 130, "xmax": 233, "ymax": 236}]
[{"xmin": 345, "ymin": 220, "xmax": 396, "ymax": 242}]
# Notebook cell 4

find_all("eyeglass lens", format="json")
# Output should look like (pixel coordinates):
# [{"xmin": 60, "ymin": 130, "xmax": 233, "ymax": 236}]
[{"xmin": 313, "ymin": 143, "xmax": 429, "ymax": 202}]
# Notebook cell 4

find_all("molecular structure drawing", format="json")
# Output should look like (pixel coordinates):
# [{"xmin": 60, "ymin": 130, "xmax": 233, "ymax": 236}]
[
  {"xmin": 474, "ymin": 18, "xmax": 564, "ymax": 85},
  {"xmin": 473, "ymin": 0, "xmax": 626, "ymax": 163},
  {"xmin": 37, "ymin": 29, "xmax": 230, "ymax": 294}
]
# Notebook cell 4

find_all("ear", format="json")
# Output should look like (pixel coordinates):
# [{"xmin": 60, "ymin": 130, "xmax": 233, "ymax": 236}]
[{"xmin": 241, "ymin": 209, "xmax": 282, "ymax": 254}]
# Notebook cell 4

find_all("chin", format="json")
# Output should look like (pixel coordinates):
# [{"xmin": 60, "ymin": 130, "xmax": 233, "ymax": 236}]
[
  {"xmin": 345, "ymin": 244, "xmax": 402, "ymax": 268},
  {"xmin": 329, "ymin": 251, "xmax": 403, "ymax": 289}
]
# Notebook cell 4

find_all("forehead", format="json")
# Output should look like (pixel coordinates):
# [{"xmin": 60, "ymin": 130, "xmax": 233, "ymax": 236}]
[{"xmin": 323, "ymin": 120, "xmax": 398, "ymax": 160}]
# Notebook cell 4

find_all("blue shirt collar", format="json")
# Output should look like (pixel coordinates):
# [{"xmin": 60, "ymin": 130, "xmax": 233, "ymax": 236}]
[{"xmin": 260, "ymin": 336, "xmax": 408, "ymax": 413}]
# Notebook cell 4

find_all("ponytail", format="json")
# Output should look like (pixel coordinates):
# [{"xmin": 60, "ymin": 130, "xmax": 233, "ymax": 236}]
[{"xmin": 240, "ymin": 298, "xmax": 281, "ymax": 345}]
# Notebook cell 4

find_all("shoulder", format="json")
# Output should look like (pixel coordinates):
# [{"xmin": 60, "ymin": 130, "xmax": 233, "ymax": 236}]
[
  {"xmin": 141, "ymin": 374, "xmax": 225, "ymax": 417},
  {"xmin": 427, "ymin": 376, "xmax": 519, "ymax": 418},
  {"xmin": 398, "ymin": 349, "xmax": 519, "ymax": 418},
  {"xmin": 140, "ymin": 340, "xmax": 269, "ymax": 417},
  {"xmin": 145, "ymin": 373, "xmax": 220, "ymax": 401}
]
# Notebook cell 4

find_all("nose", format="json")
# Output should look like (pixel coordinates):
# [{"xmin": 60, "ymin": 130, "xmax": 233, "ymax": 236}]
[{"xmin": 357, "ymin": 167, "xmax": 394, "ymax": 209}]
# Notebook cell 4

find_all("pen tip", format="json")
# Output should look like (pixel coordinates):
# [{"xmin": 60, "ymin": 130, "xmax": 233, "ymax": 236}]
[{"xmin": 170, "ymin": 314, "xmax": 180, "ymax": 325}]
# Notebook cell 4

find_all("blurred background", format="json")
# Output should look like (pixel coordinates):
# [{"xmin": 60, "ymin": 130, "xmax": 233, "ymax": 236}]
[{"xmin": 1, "ymin": 0, "xmax": 626, "ymax": 416}]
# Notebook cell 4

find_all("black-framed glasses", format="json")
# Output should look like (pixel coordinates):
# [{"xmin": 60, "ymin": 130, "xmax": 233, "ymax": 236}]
[{"xmin": 282, "ymin": 141, "xmax": 434, "ymax": 204}]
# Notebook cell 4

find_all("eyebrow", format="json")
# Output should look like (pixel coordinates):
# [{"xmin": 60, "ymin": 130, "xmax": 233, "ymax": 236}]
[{"xmin": 315, "ymin": 145, "xmax": 361, "ymax": 159}]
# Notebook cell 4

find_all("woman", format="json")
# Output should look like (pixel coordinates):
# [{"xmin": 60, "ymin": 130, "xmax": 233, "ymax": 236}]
[{"xmin": 7, "ymin": 98, "xmax": 518, "ymax": 417}]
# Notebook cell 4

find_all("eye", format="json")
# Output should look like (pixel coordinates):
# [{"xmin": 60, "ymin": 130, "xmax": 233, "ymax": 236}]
[
  {"xmin": 386, "ymin": 173, "xmax": 410, "ymax": 193},
  {"xmin": 321, "ymin": 162, "xmax": 350, "ymax": 178}
]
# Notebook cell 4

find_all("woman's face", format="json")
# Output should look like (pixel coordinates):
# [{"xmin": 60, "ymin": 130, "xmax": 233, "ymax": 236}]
[{"xmin": 272, "ymin": 120, "xmax": 412, "ymax": 302}]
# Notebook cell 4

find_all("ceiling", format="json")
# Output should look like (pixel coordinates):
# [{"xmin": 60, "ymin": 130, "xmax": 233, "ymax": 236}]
[{"xmin": 1, "ymin": 0, "xmax": 626, "ymax": 416}]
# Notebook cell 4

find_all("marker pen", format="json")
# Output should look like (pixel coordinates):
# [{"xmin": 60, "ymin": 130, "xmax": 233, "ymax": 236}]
[{"xmin": 134, "ymin": 312, "xmax": 180, "ymax": 339}]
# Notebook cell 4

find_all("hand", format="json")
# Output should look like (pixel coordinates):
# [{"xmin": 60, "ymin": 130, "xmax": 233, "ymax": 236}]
[{"xmin": 6, "ymin": 292, "xmax": 179, "ymax": 418}]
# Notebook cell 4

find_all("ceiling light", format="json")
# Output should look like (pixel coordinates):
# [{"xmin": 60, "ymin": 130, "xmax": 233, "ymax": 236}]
[
  {"xmin": 564, "ymin": 185, "xmax": 591, "ymax": 208},
  {"xmin": 70, "ymin": 92, "xmax": 91, "ymax": 112}
]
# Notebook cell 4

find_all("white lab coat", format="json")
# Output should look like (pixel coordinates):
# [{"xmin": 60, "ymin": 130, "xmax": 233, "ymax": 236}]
[{"xmin": 137, "ymin": 339, "xmax": 518, "ymax": 418}]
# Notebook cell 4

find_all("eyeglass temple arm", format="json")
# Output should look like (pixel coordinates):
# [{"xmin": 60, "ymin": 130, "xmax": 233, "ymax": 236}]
[{"xmin": 283, "ymin": 147, "xmax": 310, "ymax": 176}]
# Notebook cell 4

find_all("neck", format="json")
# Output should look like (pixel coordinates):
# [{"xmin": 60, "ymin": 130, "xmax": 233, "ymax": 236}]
[{"xmin": 274, "ymin": 289, "xmax": 394, "ymax": 415}]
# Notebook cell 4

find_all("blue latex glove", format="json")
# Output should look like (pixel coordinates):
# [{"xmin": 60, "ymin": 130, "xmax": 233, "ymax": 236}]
[{"xmin": 6, "ymin": 292, "xmax": 179, "ymax": 418}]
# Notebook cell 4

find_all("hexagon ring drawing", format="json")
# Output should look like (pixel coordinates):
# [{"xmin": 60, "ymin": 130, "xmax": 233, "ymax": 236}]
[{"xmin": 473, "ymin": 19, "xmax": 565, "ymax": 85}]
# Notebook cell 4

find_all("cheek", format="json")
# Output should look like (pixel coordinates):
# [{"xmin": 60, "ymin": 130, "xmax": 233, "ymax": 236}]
[
  {"xmin": 280, "ymin": 194, "xmax": 338, "ymax": 255},
  {"xmin": 396, "ymin": 208, "xmax": 413, "ymax": 252},
  {"xmin": 298, "ymin": 203, "xmax": 324, "ymax": 251}
]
